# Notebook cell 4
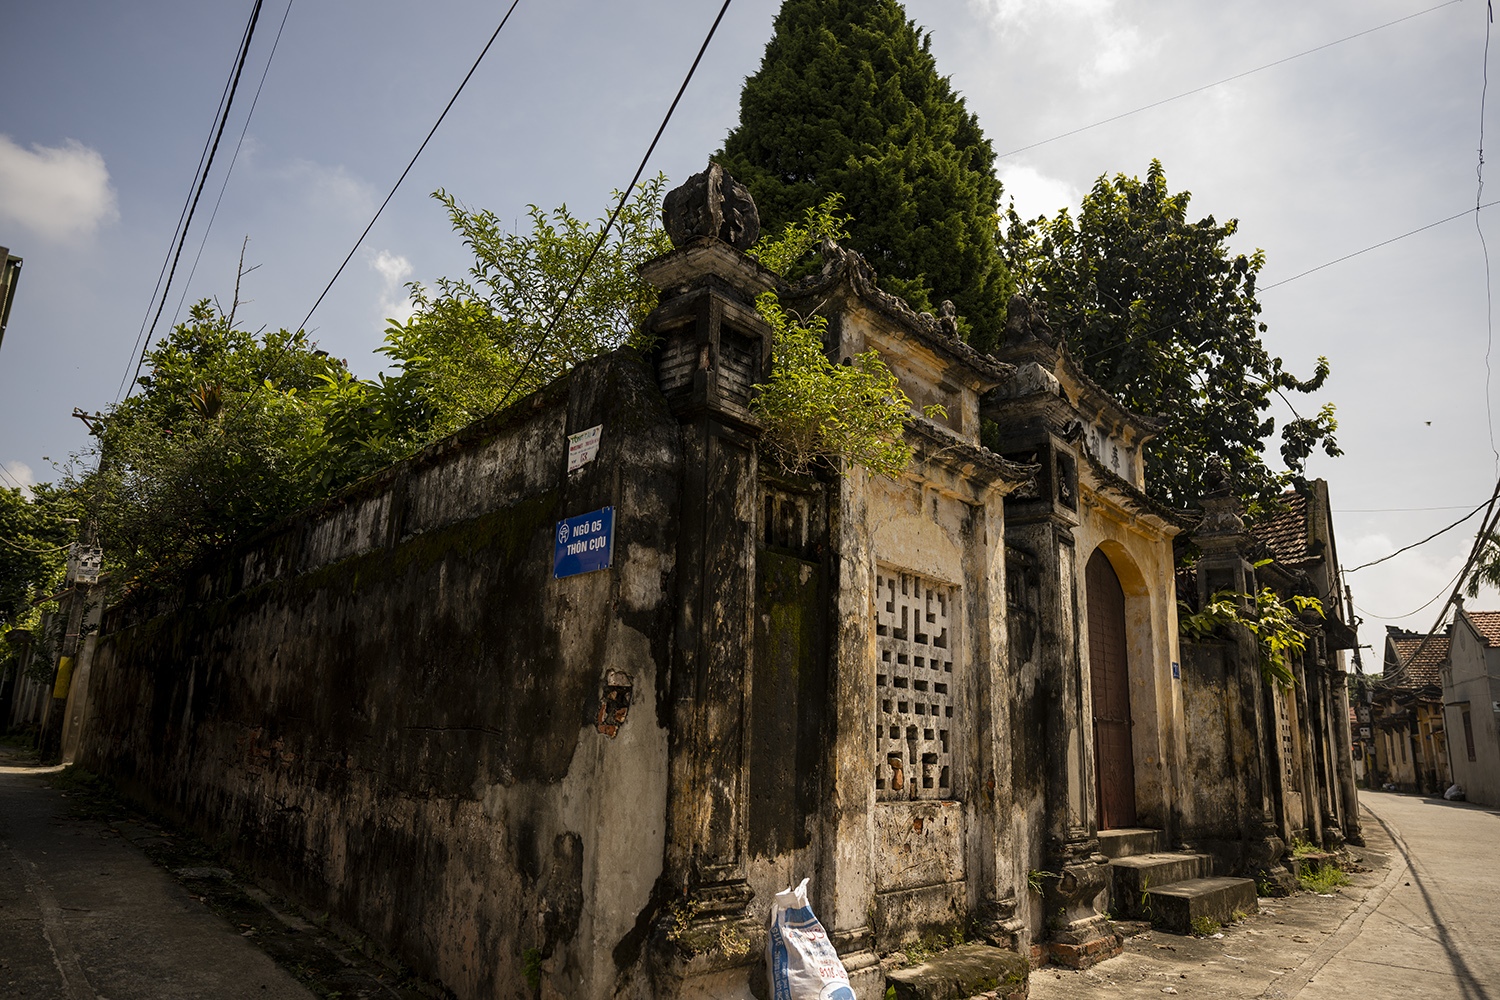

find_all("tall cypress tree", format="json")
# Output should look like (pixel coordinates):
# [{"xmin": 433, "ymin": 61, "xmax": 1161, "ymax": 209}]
[{"xmin": 718, "ymin": 0, "xmax": 1011, "ymax": 350}]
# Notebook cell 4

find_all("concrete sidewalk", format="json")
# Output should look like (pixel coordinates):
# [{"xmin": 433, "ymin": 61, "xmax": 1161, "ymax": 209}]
[
  {"xmin": 0, "ymin": 746, "xmax": 315, "ymax": 1000},
  {"xmin": 1030, "ymin": 791, "xmax": 1500, "ymax": 1000}
]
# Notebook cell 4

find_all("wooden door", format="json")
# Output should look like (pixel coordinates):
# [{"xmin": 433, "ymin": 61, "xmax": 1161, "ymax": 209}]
[{"xmin": 1087, "ymin": 549, "xmax": 1136, "ymax": 829}]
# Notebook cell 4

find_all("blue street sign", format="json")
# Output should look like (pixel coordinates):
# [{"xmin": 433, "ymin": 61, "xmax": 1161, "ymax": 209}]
[
  {"xmin": 554, "ymin": 507, "xmax": 614, "ymax": 579},
  {"xmin": 1171, "ymin": 661, "xmax": 1180, "ymax": 680}
]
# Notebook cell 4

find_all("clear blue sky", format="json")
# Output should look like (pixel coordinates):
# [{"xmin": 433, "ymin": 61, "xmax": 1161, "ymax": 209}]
[{"xmin": 1, "ymin": 0, "xmax": 1494, "ymax": 656}]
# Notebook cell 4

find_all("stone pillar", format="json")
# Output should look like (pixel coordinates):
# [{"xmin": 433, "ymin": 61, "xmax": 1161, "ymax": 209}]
[
  {"xmin": 1192, "ymin": 476, "xmax": 1290, "ymax": 889},
  {"xmin": 639, "ymin": 166, "xmax": 777, "ymax": 993},
  {"xmin": 1331, "ymin": 669, "xmax": 1362, "ymax": 845}
]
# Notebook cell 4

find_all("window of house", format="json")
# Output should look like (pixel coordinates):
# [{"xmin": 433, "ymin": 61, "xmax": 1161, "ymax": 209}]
[
  {"xmin": 1463, "ymin": 707, "xmax": 1477, "ymax": 762},
  {"xmin": 874, "ymin": 567, "xmax": 958, "ymax": 801}
]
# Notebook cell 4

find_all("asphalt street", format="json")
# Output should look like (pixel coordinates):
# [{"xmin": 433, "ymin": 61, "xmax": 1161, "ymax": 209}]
[{"xmin": 1296, "ymin": 790, "xmax": 1499, "ymax": 1000}]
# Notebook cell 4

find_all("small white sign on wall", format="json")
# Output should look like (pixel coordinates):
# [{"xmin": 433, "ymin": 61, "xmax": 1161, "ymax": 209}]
[{"xmin": 567, "ymin": 424, "xmax": 602, "ymax": 473}]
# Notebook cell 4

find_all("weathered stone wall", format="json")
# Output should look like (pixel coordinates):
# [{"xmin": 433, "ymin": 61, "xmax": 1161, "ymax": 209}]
[
  {"xmin": 78, "ymin": 349, "xmax": 682, "ymax": 1000},
  {"xmin": 1178, "ymin": 642, "xmax": 1241, "ymax": 841}
]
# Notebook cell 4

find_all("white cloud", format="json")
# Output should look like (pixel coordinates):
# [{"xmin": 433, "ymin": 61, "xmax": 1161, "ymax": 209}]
[
  {"xmin": 998, "ymin": 164, "xmax": 1081, "ymax": 222},
  {"xmin": 370, "ymin": 250, "xmax": 415, "ymax": 328},
  {"xmin": 280, "ymin": 159, "xmax": 376, "ymax": 220},
  {"xmin": 0, "ymin": 135, "xmax": 118, "ymax": 244},
  {"xmin": 963, "ymin": 0, "xmax": 1149, "ymax": 84},
  {"xmin": 1, "ymin": 460, "xmax": 35, "ymax": 494}
]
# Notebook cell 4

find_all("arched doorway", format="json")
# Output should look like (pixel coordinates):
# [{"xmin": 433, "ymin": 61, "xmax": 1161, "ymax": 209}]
[{"xmin": 1087, "ymin": 548, "xmax": 1136, "ymax": 829}]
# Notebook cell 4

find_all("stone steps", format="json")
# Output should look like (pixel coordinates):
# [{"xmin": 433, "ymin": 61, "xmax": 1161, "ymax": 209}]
[
  {"xmin": 1096, "ymin": 827, "xmax": 1162, "ymax": 859},
  {"xmin": 1108, "ymin": 851, "xmax": 1213, "ymax": 918},
  {"xmin": 1143, "ymin": 876, "xmax": 1259, "ymax": 934},
  {"xmin": 1103, "ymin": 835, "xmax": 1258, "ymax": 934},
  {"xmin": 885, "ymin": 943, "xmax": 1030, "ymax": 1000}
]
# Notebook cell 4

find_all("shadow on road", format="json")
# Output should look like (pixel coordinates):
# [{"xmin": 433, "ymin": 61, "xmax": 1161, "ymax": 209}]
[{"xmin": 1367, "ymin": 807, "xmax": 1494, "ymax": 1000}]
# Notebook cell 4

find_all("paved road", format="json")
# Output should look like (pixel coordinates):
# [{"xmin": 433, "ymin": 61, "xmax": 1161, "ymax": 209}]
[
  {"xmin": 1297, "ymin": 790, "xmax": 1500, "ymax": 1000},
  {"xmin": 0, "ymin": 748, "xmax": 314, "ymax": 1000}
]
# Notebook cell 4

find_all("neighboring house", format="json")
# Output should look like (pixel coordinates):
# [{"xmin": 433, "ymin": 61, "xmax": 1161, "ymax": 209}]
[
  {"xmin": 1372, "ymin": 627, "xmax": 1450, "ymax": 794},
  {"xmin": 1442, "ymin": 604, "xmax": 1500, "ymax": 806},
  {"xmin": 1248, "ymin": 482, "xmax": 1363, "ymax": 847}
]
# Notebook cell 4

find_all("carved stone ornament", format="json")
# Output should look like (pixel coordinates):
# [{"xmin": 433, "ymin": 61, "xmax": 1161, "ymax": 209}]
[
  {"xmin": 1197, "ymin": 461, "xmax": 1245, "ymax": 535},
  {"xmin": 1004, "ymin": 292, "xmax": 1054, "ymax": 346},
  {"xmin": 661, "ymin": 162, "xmax": 760, "ymax": 250}
]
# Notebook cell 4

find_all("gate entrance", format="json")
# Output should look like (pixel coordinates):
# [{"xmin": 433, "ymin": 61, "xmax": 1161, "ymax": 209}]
[{"xmin": 1087, "ymin": 549, "xmax": 1136, "ymax": 830}]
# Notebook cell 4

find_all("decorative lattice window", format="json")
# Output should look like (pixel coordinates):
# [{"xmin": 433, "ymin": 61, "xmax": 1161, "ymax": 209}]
[
  {"xmin": 1275, "ymin": 687, "xmax": 1301, "ymax": 792},
  {"xmin": 874, "ymin": 568, "xmax": 958, "ymax": 801}
]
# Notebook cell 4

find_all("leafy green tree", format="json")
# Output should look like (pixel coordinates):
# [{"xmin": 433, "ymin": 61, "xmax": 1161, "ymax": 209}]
[
  {"xmin": 717, "ymin": 0, "xmax": 1012, "ymax": 348},
  {"xmin": 54, "ymin": 182, "xmax": 929, "ymax": 596},
  {"xmin": 70, "ymin": 301, "xmax": 346, "ymax": 589},
  {"xmin": 1001, "ymin": 160, "xmax": 1340, "ymax": 511},
  {"xmin": 412, "ymin": 175, "xmax": 672, "ymax": 407},
  {"xmin": 0, "ymin": 484, "xmax": 77, "ymax": 631},
  {"xmin": 1465, "ymin": 530, "xmax": 1500, "ymax": 599},
  {"xmin": 752, "ymin": 291, "xmax": 921, "ymax": 478}
]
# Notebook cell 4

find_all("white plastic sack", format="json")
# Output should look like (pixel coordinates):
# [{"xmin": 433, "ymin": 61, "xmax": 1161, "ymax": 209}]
[{"xmin": 767, "ymin": 877, "xmax": 857, "ymax": 1000}]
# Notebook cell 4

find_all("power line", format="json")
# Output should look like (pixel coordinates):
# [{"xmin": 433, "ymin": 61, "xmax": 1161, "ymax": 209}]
[
  {"xmin": 1477, "ymin": 0, "xmax": 1498, "ymax": 469},
  {"xmin": 1380, "ymin": 473, "xmax": 1500, "ymax": 683},
  {"xmin": 297, "ymin": 0, "xmax": 521, "ymax": 334},
  {"xmin": 1352, "ymin": 560, "xmax": 1466, "ymax": 620},
  {"xmin": 170, "ymin": 0, "xmax": 295, "ymax": 332},
  {"xmin": 1336, "ymin": 503, "xmax": 1485, "ymax": 512},
  {"xmin": 123, "ymin": 0, "xmax": 266, "ymax": 403},
  {"xmin": 997, "ymin": 0, "xmax": 1463, "ymax": 160},
  {"xmin": 1345, "ymin": 493, "xmax": 1497, "ymax": 572},
  {"xmin": 1260, "ymin": 198, "xmax": 1500, "ymax": 291},
  {"xmin": 491, "ymin": 0, "xmax": 736, "ymax": 412},
  {"xmin": 113, "ymin": 2, "xmax": 262, "ymax": 405}
]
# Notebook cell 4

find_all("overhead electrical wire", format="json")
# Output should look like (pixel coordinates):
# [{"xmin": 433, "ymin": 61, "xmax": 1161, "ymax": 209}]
[
  {"xmin": 997, "ymin": 0, "xmax": 1463, "ymax": 160},
  {"xmin": 297, "ymin": 0, "xmax": 521, "ymax": 334},
  {"xmin": 1351, "ymin": 560, "xmax": 1467, "ymax": 621},
  {"xmin": 113, "ymin": 6, "xmax": 261, "ymax": 405},
  {"xmin": 1476, "ymin": 0, "xmax": 1497, "ymax": 468},
  {"xmin": 170, "ymin": 0, "xmax": 295, "ymax": 332},
  {"xmin": 1379, "ymin": 473, "xmax": 1500, "ymax": 683},
  {"xmin": 491, "ymin": 0, "xmax": 736, "ymax": 412},
  {"xmin": 1260, "ymin": 199, "xmax": 1500, "ymax": 291},
  {"xmin": 1337, "ymin": 503, "xmax": 1485, "ymax": 512},
  {"xmin": 1344, "ymin": 494, "xmax": 1496, "ymax": 572},
  {"xmin": 119, "ymin": 0, "xmax": 266, "ymax": 404}
]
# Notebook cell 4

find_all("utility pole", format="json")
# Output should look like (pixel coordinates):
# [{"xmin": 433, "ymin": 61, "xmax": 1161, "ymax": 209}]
[
  {"xmin": 0, "ymin": 246, "xmax": 21, "ymax": 357},
  {"xmin": 37, "ymin": 409, "xmax": 106, "ymax": 761}
]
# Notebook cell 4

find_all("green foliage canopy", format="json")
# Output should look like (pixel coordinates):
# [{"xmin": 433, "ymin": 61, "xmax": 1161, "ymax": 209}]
[
  {"xmin": 718, "ymin": 0, "xmax": 1012, "ymax": 349},
  {"xmin": 1001, "ymin": 160, "xmax": 1340, "ymax": 511},
  {"xmin": 0, "ymin": 483, "xmax": 78, "ymax": 632},
  {"xmin": 71, "ymin": 301, "xmax": 344, "ymax": 589}
]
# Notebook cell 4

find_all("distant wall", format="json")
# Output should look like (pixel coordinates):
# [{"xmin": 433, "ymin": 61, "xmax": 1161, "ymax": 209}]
[{"xmin": 79, "ymin": 349, "xmax": 682, "ymax": 1000}]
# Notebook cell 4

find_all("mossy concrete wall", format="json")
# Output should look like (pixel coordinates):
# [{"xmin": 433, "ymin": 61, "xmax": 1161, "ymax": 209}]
[{"xmin": 78, "ymin": 349, "xmax": 681, "ymax": 1000}]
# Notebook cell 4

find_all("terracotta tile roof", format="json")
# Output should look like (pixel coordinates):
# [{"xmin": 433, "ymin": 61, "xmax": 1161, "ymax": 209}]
[
  {"xmin": 1251, "ymin": 490, "xmax": 1310, "ymax": 564},
  {"xmin": 1464, "ymin": 610, "xmax": 1500, "ymax": 647},
  {"xmin": 1387, "ymin": 634, "xmax": 1448, "ymax": 687}
]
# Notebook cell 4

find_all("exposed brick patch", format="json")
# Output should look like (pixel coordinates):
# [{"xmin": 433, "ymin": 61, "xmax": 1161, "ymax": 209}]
[{"xmin": 1047, "ymin": 933, "xmax": 1123, "ymax": 969}]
